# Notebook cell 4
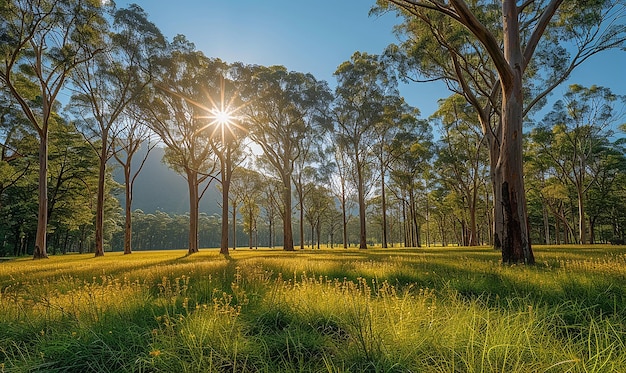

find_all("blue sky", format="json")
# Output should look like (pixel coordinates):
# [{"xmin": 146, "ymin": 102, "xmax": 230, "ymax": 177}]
[{"xmin": 124, "ymin": 0, "xmax": 626, "ymax": 120}]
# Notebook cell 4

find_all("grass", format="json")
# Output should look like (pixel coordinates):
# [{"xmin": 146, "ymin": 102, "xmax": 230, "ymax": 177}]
[{"xmin": 1, "ymin": 245, "xmax": 625, "ymax": 372}]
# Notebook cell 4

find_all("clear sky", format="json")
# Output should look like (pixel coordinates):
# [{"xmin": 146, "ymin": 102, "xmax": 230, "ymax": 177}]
[{"xmin": 123, "ymin": 0, "xmax": 626, "ymax": 120}]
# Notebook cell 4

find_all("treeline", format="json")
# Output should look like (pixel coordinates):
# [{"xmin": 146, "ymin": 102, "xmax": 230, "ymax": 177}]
[{"xmin": 1, "ymin": 1, "xmax": 625, "ymax": 258}]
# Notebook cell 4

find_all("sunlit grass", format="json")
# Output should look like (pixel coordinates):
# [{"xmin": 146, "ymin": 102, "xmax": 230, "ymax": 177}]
[{"xmin": 1, "ymin": 245, "xmax": 625, "ymax": 371}]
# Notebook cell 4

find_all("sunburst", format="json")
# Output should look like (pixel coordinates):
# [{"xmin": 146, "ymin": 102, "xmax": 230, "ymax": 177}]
[
  {"xmin": 197, "ymin": 77, "xmax": 248, "ymax": 145},
  {"xmin": 156, "ymin": 77, "xmax": 247, "ymax": 146}
]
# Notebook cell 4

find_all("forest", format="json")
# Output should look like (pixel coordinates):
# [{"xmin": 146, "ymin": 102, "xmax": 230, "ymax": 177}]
[{"xmin": 1, "ymin": 0, "xmax": 626, "ymax": 262}]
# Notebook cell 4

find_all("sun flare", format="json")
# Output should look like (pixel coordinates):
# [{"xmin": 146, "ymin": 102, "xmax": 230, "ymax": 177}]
[{"xmin": 209, "ymin": 108, "xmax": 235, "ymax": 127}]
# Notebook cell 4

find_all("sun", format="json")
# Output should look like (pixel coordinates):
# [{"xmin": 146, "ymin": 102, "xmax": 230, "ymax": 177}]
[{"xmin": 209, "ymin": 108, "xmax": 235, "ymax": 127}]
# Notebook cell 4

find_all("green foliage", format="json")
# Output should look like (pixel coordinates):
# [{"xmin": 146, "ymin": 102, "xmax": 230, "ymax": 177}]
[{"xmin": 1, "ymin": 247, "xmax": 626, "ymax": 372}]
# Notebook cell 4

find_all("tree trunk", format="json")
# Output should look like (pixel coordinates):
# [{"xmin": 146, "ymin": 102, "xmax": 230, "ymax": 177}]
[
  {"xmin": 341, "ymin": 188, "xmax": 348, "ymax": 249},
  {"xmin": 298, "ymin": 176, "xmax": 305, "ymax": 250},
  {"xmin": 94, "ymin": 137, "xmax": 107, "ymax": 257},
  {"xmin": 381, "ymin": 162, "xmax": 388, "ymax": 248},
  {"xmin": 282, "ymin": 174, "xmax": 294, "ymax": 251},
  {"xmin": 220, "ymin": 174, "xmax": 230, "ymax": 255},
  {"xmin": 248, "ymin": 213, "xmax": 254, "ymax": 250},
  {"xmin": 498, "ymin": 0, "xmax": 534, "ymax": 264},
  {"xmin": 123, "ymin": 163, "xmax": 133, "ymax": 254},
  {"xmin": 268, "ymin": 214, "xmax": 273, "ymax": 248},
  {"xmin": 232, "ymin": 203, "xmax": 237, "ymax": 251},
  {"xmin": 356, "ymin": 157, "xmax": 367, "ymax": 249},
  {"xmin": 487, "ymin": 126, "xmax": 503, "ymax": 251},
  {"xmin": 577, "ymin": 186, "xmax": 586, "ymax": 244},
  {"xmin": 187, "ymin": 170, "xmax": 199, "ymax": 254},
  {"xmin": 468, "ymin": 185, "xmax": 478, "ymax": 246},
  {"xmin": 33, "ymin": 133, "xmax": 49, "ymax": 259},
  {"xmin": 542, "ymin": 200, "xmax": 550, "ymax": 245},
  {"xmin": 316, "ymin": 218, "xmax": 321, "ymax": 250},
  {"xmin": 498, "ymin": 89, "xmax": 533, "ymax": 263}
]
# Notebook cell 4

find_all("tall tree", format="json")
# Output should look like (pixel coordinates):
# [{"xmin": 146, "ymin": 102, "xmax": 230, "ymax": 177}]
[
  {"xmin": 205, "ymin": 76, "xmax": 247, "ymax": 255},
  {"xmin": 377, "ymin": 0, "xmax": 626, "ymax": 263},
  {"xmin": 373, "ymin": 96, "xmax": 420, "ymax": 248},
  {"xmin": 433, "ymin": 95, "xmax": 489, "ymax": 246},
  {"xmin": 240, "ymin": 65, "xmax": 331, "ymax": 251},
  {"xmin": 303, "ymin": 183, "xmax": 335, "ymax": 250},
  {"xmin": 69, "ymin": 3, "xmax": 164, "ymax": 256},
  {"xmin": 388, "ymin": 125, "xmax": 433, "ymax": 247},
  {"xmin": 233, "ymin": 168, "xmax": 263, "ymax": 250},
  {"xmin": 0, "ymin": 0, "xmax": 106, "ymax": 258},
  {"xmin": 145, "ymin": 37, "xmax": 222, "ymax": 254},
  {"xmin": 331, "ymin": 52, "xmax": 394, "ymax": 249},
  {"xmin": 112, "ymin": 107, "xmax": 156, "ymax": 254},
  {"xmin": 531, "ymin": 84, "xmax": 626, "ymax": 244}
]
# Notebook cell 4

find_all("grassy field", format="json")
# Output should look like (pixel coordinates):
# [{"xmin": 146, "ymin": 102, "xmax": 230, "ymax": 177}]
[{"xmin": 1, "ymin": 245, "xmax": 625, "ymax": 372}]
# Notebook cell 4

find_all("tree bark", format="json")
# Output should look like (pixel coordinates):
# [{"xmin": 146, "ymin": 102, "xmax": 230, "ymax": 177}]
[
  {"xmin": 33, "ymin": 134, "xmax": 49, "ymax": 259},
  {"xmin": 220, "ymin": 171, "xmax": 230, "ymax": 255},
  {"xmin": 577, "ymin": 186, "xmax": 586, "ymax": 244},
  {"xmin": 496, "ymin": 0, "xmax": 534, "ymax": 264},
  {"xmin": 187, "ymin": 170, "xmax": 199, "ymax": 254},
  {"xmin": 356, "ymin": 155, "xmax": 367, "ymax": 249},
  {"xmin": 231, "ymin": 203, "xmax": 237, "ymax": 251},
  {"xmin": 94, "ymin": 134, "xmax": 107, "ymax": 257},
  {"xmin": 282, "ymin": 173, "xmax": 294, "ymax": 251},
  {"xmin": 123, "ymin": 163, "xmax": 133, "ymax": 254},
  {"xmin": 341, "ymin": 184, "xmax": 348, "ymax": 249},
  {"xmin": 381, "ymin": 160, "xmax": 388, "ymax": 248}
]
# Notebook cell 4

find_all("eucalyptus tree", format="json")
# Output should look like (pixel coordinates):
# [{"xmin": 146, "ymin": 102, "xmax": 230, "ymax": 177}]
[
  {"xmin": 238, "ymin": 65, "xmax": 331, "ymax": 251},
  {"xmin": 112, "ymin": 107, "xmax": 157, "ymax": 254},
  {"xmin": 373, "ymin": 96, "xmax": 421, "ymax": 248},
  {"xmin": 388, "ymin": 125, "xmax": 433, "ymax": 247},
  {"xmin": 69, "ymin": 4, "xmax": 164, "ymax": 256},
  {"xmin": 331, "ymin": 52, "xmax": 397, "ymax": 249},
  {"xmin": 145, "ymin": 37, "xmax": 224, "ymax": 254},
  {"xmin": 376, "ymin": 0, "xmax": 626, "ymax": 263},
  {"xmin": 303, "ymin": 183, "xmax": 335, "ymax": 249},
  {"xmin": 258, "ymin": 173, "xmax": 282, "ymax": 248},
  {"xmin": 0, "ymin": 0, "xmax": 107, "ymax": 258},
  {"xmin": 323, "ymin": 143, "xmax": 357, "ymax": 249},
  {"xmin": 233, "ymin": 168, "xmax": 263, "ymax": 249},
  {"xmin": 433, "ymin": 95, "xmax": 489, "ymax": 246},
  {"xmin": 293, "ymin": 165, "xmax": 319, "ymax": 250},
  {"xmin": 582, "ymin": 145, "xmax": 626, "ymax": 243},
  {"xmin": 46, "ymin": 120, "xmax": 100, "ymax": 254},
  {"xmin": 532, "ymin": 84, "xmax": 626, "ymax": 244},
  {"xmin": 206, "ymin": 76, "xmax": 248, "ymax": 255}
]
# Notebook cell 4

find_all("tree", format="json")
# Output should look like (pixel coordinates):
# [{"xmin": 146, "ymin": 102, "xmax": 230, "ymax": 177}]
[
  {"xmin": 377, "ymin": 0, "xmax": 626, "ymax": 263},
  {"xmin": 205, "ymin": 75, "xmax": 248, "ymax": 255},
  {"xmin": 293, "ymin": 165, "xmax": 319, "ymax": 250},
  {"xmin": 303, "ymin": 183, "xmax": 335, "ymax": 249},
  {"xmin": 234, "ymin": 168, "xmax": 263, "ymax": 249},
  {"xmin": 531, "ymin": 84, "xmax": 626, "ymax": 244},
  {"xmin": 0, "ymin": 0, "xmax": 106, "ymax": 258},
  {"xmin": 323, "ymin": 143, "xmax": 358, "ymax": 248},
  {"xmin": 145, "ymin": 37, "xmax": 222, "ymax": 254},
  {"xmin": 331, "ymin": 52, "xmax": 394, "ymax": 249},
  {"xmin": 46, "ymin": 120, "xmax": 101, "ymax": 255},
  {"xmin": 69, "ymin": 3, "xmax": 164, "ymax": 256},
  {"xmin": 240, "ymin": 65, "xmax": 331, "ymax": 251},
  {"xmin": 373, "ymin": 95, "xmax": 420, "ymax": 248},
  {"xmin": 388, "ymin": 126, "xmax": 433, "ymax": 247},
  {"xmin": 433, "ymin": 95, "xmax": 489, "ymax": 246},
  {"xmin": 112, "ymin": 108, "xmax": 156, "ymax": 254}
]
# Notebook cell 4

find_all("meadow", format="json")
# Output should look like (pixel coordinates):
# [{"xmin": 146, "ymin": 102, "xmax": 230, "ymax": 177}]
[{"xmin": 1, "ymin": 245, "xmax": 625, "ymax": 372}]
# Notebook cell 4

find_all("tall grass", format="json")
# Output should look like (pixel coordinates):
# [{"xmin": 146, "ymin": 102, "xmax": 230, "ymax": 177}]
[{"xmin": 1, "ymin": 246, "xmax": 625, "ymax": 372}]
